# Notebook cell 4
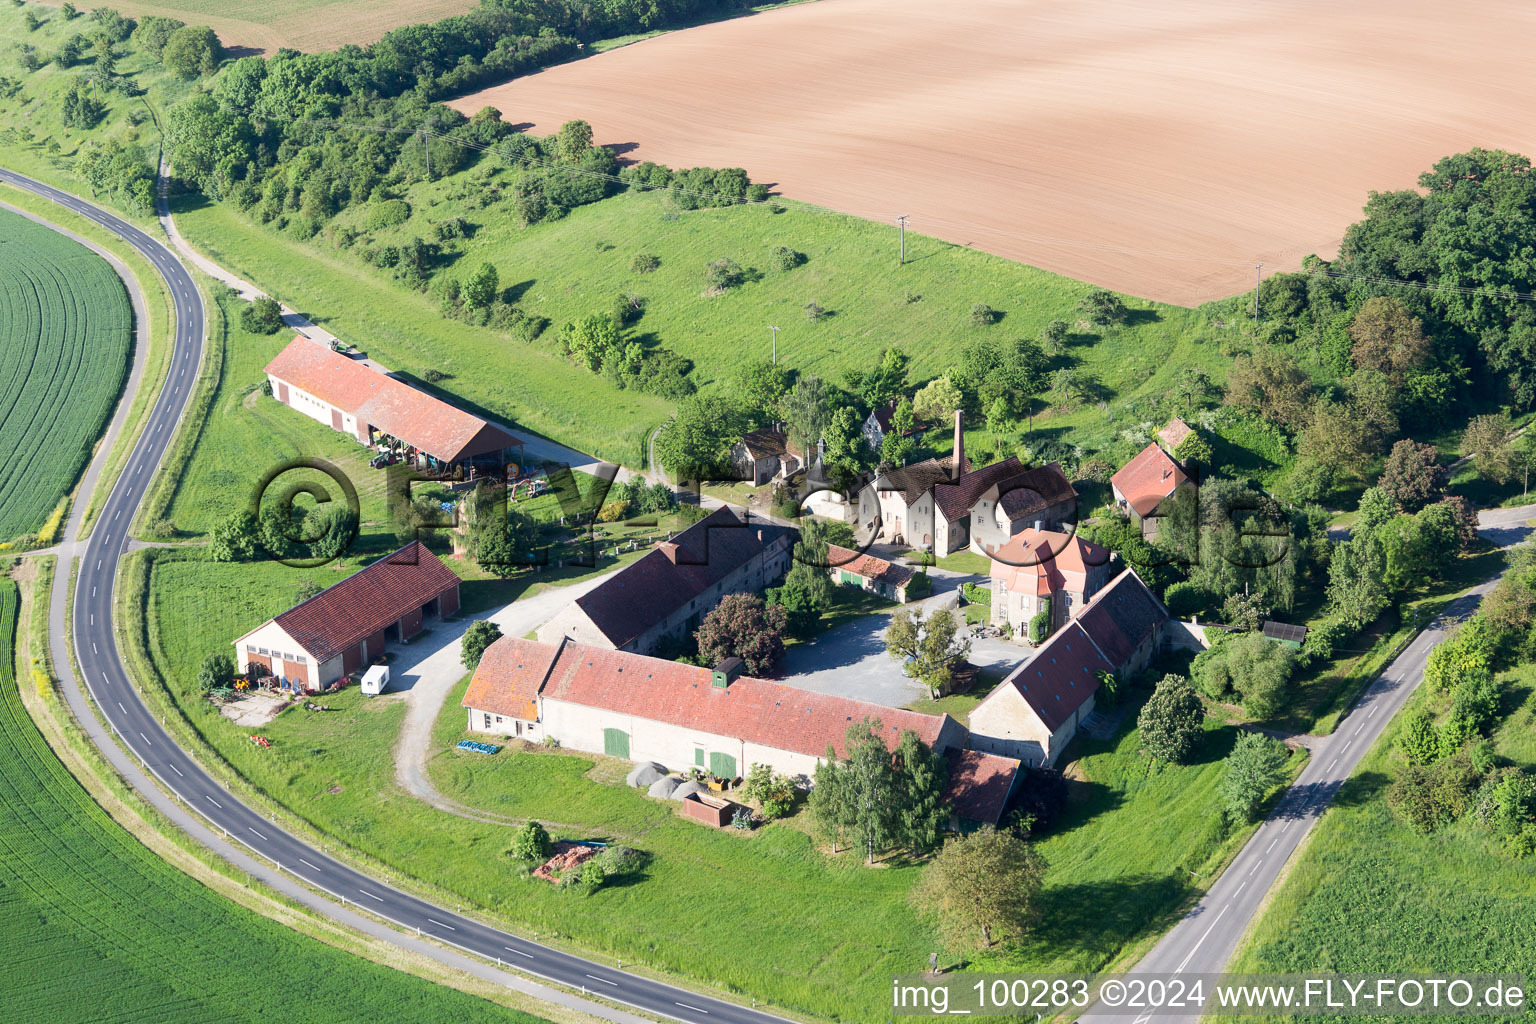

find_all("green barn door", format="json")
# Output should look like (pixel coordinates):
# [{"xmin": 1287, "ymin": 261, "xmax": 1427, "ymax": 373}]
[
  {"xmin": 603, "ymin": 728, "xmax": 630, "ymax": 759},
  {"xmin": 708, "ymin": 751, "xmax": 737, "ymax": 779}
]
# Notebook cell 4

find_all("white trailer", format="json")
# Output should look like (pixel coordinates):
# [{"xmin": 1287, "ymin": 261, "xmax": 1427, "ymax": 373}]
[{"xmin": 361, "ymin": 664, "xmax": 390, "ymax": 697}]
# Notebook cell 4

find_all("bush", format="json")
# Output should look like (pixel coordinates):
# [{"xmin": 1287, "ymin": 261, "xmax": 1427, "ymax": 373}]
[
  {"xmin": 595, "ymin": 845, "xmax": 646, "ymax": 877},
  {"xmin": 509, "ymin": 820, "xmax": 553, "ymax": 862},
  {"xmin": 770, "ymin": 245, "xmax": 803, "ymax": 271},
  {"xmin": 239, "ymin": 296, "xmax": 284, "ymax": 335},
  {"xmin": 1162, "ymin": 580, "xmax": 1211, "ymax": 619},
  {"xmin": 803, "ymin": 300, "xmax": 826, "ymax": 321},
  {"xmin": 630, "ymin": 251, "xmax": 659, "ymax": 274},
  {"xmin": 1028, "ymin": 604, "xmax": 1051, "ymax": 644},
  {"xmin": 703, "ymin": 258, "xmax": 744, "ymax": 293},
  {"xmin": 969, "ymin": 302, "xmax": 997, "ymax": 327},
  {"xmin": 365, "ymin": 198, "xmax": 412, "ymax": 230},
  {"xmin": 422, "ymin": 367, "xmax": 448, "ymax": 383},
  {"xmin": 960, "ymin": 581, "xmax": 990, "ymax": 607}
]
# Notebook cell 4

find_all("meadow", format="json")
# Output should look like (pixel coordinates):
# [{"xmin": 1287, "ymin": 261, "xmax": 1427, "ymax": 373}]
[
  {"xmin": 1229, "ymin": 664, "xmax": 1536, "ymax": 1019},
  {"xmin": 172, "ymin": 176, "xmax": 1234, "ymax": 469},
  {"xmin": 0, "ymin": 575, "xmax": 559, "ymax": 1024},
  {"xmin": 0, "ymin": 210, "xmax": 130, "ymax": 544}
]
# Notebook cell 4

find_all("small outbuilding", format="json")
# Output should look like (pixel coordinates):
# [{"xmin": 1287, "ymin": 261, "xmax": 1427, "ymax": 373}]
[{"xmin": 360, "ymin": 664, "xmax": 390, "ymax": 697}]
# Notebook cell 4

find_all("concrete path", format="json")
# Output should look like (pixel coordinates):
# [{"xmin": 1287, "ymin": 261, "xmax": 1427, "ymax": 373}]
[{"xmin": 390, "ymin": 569, "xmax": 621, "ymax": 814}]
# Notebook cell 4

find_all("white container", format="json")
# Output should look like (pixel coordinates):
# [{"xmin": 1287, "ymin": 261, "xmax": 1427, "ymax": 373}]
[{"xmin": 361, "ymin": 664, "xmax": 390, "ymax": 697}]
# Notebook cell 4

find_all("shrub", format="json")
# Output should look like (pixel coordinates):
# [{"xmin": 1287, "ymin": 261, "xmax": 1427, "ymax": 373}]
[
  {"xmin": 1162, "ymin": 580, "xmax": 1210, "ymax": 619},
  {"xmin": 703, "ymin": 258, "xmax": 744, "ymax": 293},
  {"xmin": 422, "ymin": 367, "xmax": 448, "ymax": 383},
  {"xmin": 239, "ymin": 296, "xmax": 284, "ymax": 335},
  {"xmin": 630, "ymin": 251, "xmax": 659, "ymax": 274},
  {"xmin": 960, "ymin": 582, "xmax": 991, "ymax": 607},
  {"xmin": 595, "ymin": 845, "xmax": 646, "ymax": 876},
  {"xmin": 770, "ymin": 245, "xmax": 803, "ymax": 271},
  {"xmin": 731, "ymin": 807, "xmax": 754, "ymax": 830},
  {"xmin": 365, "ymin": 198, "xmax": 412, "ymax": 230},
  {"xmin": 1028, "ymin": 605, "xmax": 1051, "ymax": 644},
  {"xmin": 509, "ymin": 821, "xmax": 553, "ymax": 862},
  {"xmin": 969, "ymin": 302, "xmax": 997, "ymax": 327},
  {"xmin": 803, "ymin": 300, "xmax": 826, "ymax": 321}
]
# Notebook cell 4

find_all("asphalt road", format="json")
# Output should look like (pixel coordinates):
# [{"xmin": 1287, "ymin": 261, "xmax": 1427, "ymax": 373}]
[
  {"xmin": 1078, "ymin": 502, "xmax": 1536, "ymax": 1023},
  {"xmin": 5, "ymin": 167, "xmax": 791, "ymax": 1024}
]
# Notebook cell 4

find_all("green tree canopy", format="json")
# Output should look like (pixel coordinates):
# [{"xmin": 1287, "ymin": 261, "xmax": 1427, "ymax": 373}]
[{"xmin": 910, "ymin": 827, "xmax": 1046, "ymax": 952}]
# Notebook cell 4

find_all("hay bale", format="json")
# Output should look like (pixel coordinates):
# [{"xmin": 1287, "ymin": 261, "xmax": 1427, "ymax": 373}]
[
  {"xmin": 647, "ymin": 776, "xmax": 680, "ymax": 799},
  {"xmin": 671, "ymin": 779, "xmax": 705, "ymax": 801}
]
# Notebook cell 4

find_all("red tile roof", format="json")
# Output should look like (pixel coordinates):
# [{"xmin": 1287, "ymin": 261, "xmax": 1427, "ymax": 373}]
[
  {"xmin": 569, "ymin": 507, "xmax": 794, "ymax": 649},
  {"xmin": 737, "ymin": 428, "xmax": 804, "ymax": 462},
  {"xmin": 879, "ymin": 455, "xmax": 1037, "ymax": 523},
  {"xmin": 989, "ymin": 528, "xmax": 1110, "ymax": 597},
  {"xmin": 943, "ymin": 749, "xmax": 1020, "ymax": 825},
  {"xmin": 463, "ymin": 635, "xmax": 559, "ymax": 722},
  {"xmin": 468, "ymin": 637, "xmax": 961, "ymax": 760},
  {"xmin": 1158, "ymin": 417, "xmax": 1193, "ymax": 451},
  {"xmin": 1073, "ymin": 569, "xmax": 1169, "ymax": 668},
  {"xmin": 258, "ymin": 541, "xmax": 460, "ymax": 664},
  {"xmin": 826, "ymin": 544, "xmax": 916, "ymax": 589},
  {"xmin": 994, "ymin": 621, "xmax": 1113, "ymax": 732},
  {"xmin": 990, "ymin": 462, "xmax": 1079, "ymax": 521},
  {"xmin": 265, "ymin": 337, "xmax": 521, "ymax": 463},
  {"xmin": 1110, "ymin": 442, "xmax": 1189, "ymax": 517}
]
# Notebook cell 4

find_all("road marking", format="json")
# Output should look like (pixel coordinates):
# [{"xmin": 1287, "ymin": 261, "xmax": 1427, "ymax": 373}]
[
  {"xmin": 358, "ymin": 889, "xmax": 383, "ymax": 902},
  {"xmin": 249, "ymin": 827, "xmax": 268, "ymax": 841},
  {"xmin": 138, "ymin": 732, "xmax": 152, "ymax": 746},
  {"xmin": 92, "ymin": 643, "xmax": 97, "ymax": 654},
  {"xmin": 113, "ymin": 508, "xmax": 120, "ymax": 520},
  {"xmin": 503, "ymin": 946, "xmax": 534, "ymax": 959},
  {"xmin": 117, "ymin": 702, "xmax": 126, "ymax": 714},
  {"xmin": 1327, "ymin": 758, "xmax": 1339, "ymax": 773},
  {"xmin": 92, "ymin": 587, "xmax": 97, "ymax": 597},
  {"xmin": 1266, "ymin": 834, "xmax": 1282, "ymax": 853},
  {"xmin": 674, "ymin": 1003, "xmax": 709, "ymax": 1014},
  {"xmin": 585, "ymin": 974, "xmax": 617, "ymax": 986},
  {"xmin": 1235, "ymin": 881, "xmax": 1247, "ymax": 896},
  {"xmin": 205, "ymin": 794, "xmax": 223, "ymax": 809},
  {"xmin": 1248, "ymin": 859, "xmax": 1263, "ymax": 876},
  {"xmin": 168, "ymin": 763, "xmax": 182, "ymax": 778},
  {"xmin": 426, "ymin": 918, "xmax": 456, "ymax": 932},
  {"xmin": 299, "ymin": 858, "xmax": 321, "ymax": 872},
  {"xmin": 1174, "ymin": 903, "xmax": 1229, "ymax": 974},
  {"xmin": 1367, "ymin": 705, "xmax": 1378, "ymax": 718}
]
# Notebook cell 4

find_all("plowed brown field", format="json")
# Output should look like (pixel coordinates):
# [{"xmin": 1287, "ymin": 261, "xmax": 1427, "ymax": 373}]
[{"xmin": 449, "ymin": 0, "xmax": 1536, "ymax": 305}]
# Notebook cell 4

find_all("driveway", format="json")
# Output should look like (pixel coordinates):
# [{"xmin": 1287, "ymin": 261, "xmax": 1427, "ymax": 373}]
[{"xmin": 776, "ymin": 569, "xmax": 1027, "ymax": 707}]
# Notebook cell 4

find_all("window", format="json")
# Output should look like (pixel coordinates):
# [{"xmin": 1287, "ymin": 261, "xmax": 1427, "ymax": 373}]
[
  {"xmin": 295, "ymin": 655, "xmax": 306, "ymax": 664},
  {"xmin": 495, "ymin": 715, "xmax": 504, "ymax": 724},
  {"xmin": 483, "ymin": 713, "xmax": 491, "ymax": 729}
]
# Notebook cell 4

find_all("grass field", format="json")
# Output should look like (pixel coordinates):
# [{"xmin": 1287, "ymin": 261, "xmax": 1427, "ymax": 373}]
[
  {"xmin": 172, "ymin": 175, "xmax": 1234, "ymax": 469},
  {"xmin": 0, "ymin": 210, "xmax": 130, "ymax": 544},
  {"xmin": 0, "ymin": 573, "xmax": 560, "ymax": 1024},
  {"xmin": 1230, "ymin": 665, "xmax": 1536, "ymax": 1018}
]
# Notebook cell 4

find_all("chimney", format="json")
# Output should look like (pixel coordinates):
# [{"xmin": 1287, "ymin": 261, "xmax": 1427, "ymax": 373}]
[
  {"xmin": 952, "ymin": 409, "xmax": 964, "ymax": 481},
  {"xmin": 1034, "ymin": 520, "xmax": 1044, "ymax": 532}
]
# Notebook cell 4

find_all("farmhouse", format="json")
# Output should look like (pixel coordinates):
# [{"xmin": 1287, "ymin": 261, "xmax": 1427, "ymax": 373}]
[
  {"xmin": 989, "ymin": 528, "xmax": 1113, "ymax": 639},
  {"xmin": 265, "ymin": 336, "xmax": 523, "ymax": 477},
  {"xmin": 825, "ymin": 543, "xmax": 917, "ymax": 602},
  {"xmin": 730, "ymin": 428, "xmax": 805, "ymax": 486},
  {"xmin": 232, "ymin": 541, "xmax": 460, "ymax": 693},
  {"xmin": 536, "ymin": 506, "xmax": 795, "ymax": 655},
  {"xmin": 1110, "ymin": 442, "xmax": 1191, "ymax": 537},
  {"xmin": 969, "ymin": 569, "xmax": 1168, "ymax": 766},
  {"xmin": 464, "ymin": 636, "xmax": 968, "ymax": 781},
  {"xmin": 857, "ymin": 413, "xmax": 1076, "ymax": 555}
]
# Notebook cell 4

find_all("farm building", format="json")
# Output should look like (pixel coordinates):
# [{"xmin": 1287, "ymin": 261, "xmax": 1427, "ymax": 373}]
[
  {"xmin": 969, "ymin": 570, "xmax": 1168, "ymax": 767},
  {"xmin": 464, "ymin": 636, "xmax": 967, "ymax": 782},
  {"xmin": 232, "ymin": 541, "xmax": 460, "ymax": 693},
  {"xmin": 989, "ymin": 528, "xmax": 1113, "ymax": 639},
  {"xmin": 265, "ymin": 337, "xmax": 523, "ymax": 478},
  {"xmin": 730, "ymin": 428, "xmax": 805, "ymax": 485},
  {"xmin": 1157, "ymin": 416, "xmax": 1193, "ymax": 452},
  {"xmin": 860, "ymin": 396, "xmax": 905, "ymax": 452},
  {"xmin": 825, "ymin": 544, "xmax": 917, "ymax": 602},
  {"xmin": 941, "ymin": 749, "xmax": 1022, "ymax": 830},
  {"xmin": 856, "ymin": 413, "xmax": 1077, "ymax": 555},
  {"xmin": 536, "ymin": 506, "xmax": 794, "ymax": 656},
  {"xmin": 1110, "ymin": 442, "xmax": 1191, "ymax": 537}
]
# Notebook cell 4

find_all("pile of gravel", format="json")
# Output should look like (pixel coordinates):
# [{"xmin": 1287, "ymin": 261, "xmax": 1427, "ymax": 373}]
[
  {"xmin": 647, "ymin": 776, "xmax": 680, "ymax": 799},
  {"xmin": 625, "ymin": 762, "xmax": 667, "ymax": 788}
]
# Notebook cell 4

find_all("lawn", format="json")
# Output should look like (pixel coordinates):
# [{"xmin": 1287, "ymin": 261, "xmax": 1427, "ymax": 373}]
[
  {"xmin": 0, "ymin": 210, "xmax": 131, "ymax": 545},
  {"xmin": 171, "ymin": 165, "xmax": 1236, "ymax": 470},
  {"xmin": 1229, "ymin": 664, "xmax": 1536, "ymax": 1017}
]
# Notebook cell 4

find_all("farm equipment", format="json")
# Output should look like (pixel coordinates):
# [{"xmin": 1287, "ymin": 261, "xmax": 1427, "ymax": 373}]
[
  {"xmin": 249, "ymin": 735, "xmax": 271, "ymax": 748},
  {"xmin": 302, "ymin": 701, "xmax": 334, "ymax": 712},
  {"xmin": 456, "ymin": 739, "xmax": 502, "ymax": 755}
]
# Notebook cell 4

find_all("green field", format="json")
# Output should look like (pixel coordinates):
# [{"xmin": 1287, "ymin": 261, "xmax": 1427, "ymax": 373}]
[
  {"xmin": 0, "ymin": 210, "xmax": 130, "ymax": 543},
  {"xmin": 172, "ymin": 179, "xmax": 1233, "ymax": 469},
  {"xmin": 1230, "ymin": 665, "xmax": 1536, "ymax": 1019},
  {"xmin": 0, "ymin": 575, "xmax": 558, "ymax": 1024}
]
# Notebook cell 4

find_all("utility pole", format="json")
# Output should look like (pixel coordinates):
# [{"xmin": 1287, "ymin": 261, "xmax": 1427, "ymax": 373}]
[
  {"xmin": 419, "ymin": 127, "xmax": 431, "ymax": 179},
  {"xmin": 767, "ymin": 325, "xmax": 780, "ymax": 365},
  {"xmin": 896, "ymin": 215, "xmax": 909, "ymax": 266},
  {"xmin": 1254, "ymin": 262, "xmax": 1263, "ymax": 322}
]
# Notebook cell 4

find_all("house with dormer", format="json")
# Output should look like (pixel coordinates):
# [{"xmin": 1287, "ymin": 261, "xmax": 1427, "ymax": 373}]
[{"xmin": 989, "ymin": 528, "xmax": 1113, "ymax": 639}]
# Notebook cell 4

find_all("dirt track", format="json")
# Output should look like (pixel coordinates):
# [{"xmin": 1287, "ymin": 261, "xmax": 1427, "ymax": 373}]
[{"xmin": 449, "ymin": 0, "xmax": 1536, "ymax": 305}]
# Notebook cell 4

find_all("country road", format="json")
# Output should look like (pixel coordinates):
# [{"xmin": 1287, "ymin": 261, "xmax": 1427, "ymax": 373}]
[
  {"xmin": 1077, "ymin": 502, "xmax": 1536, "ymax": 1023},
  {"xmin": 5, "ymin": 166, "xmax": 793, "ymax": 1024}
]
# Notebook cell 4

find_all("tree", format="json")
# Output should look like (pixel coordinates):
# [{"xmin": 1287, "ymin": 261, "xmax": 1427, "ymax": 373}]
[
  {"xmin": 912, "ymin": 376, "xmax": 963, "ymax": 424},
  {"xmin": 910, "ymin": 827, "xmax": 1046, "ymax": 952},
  {"xmin": 1298, "ymin": 400, "xmax": 1376, "ymax": 480},
  {"xmin": 240, "ymin": 296, "xmax": 284, "ymax": 334},
  {"xmin": 1355, "ymin": 487, "xmax": 1400, "ymax": 531},
  {"xmin": 846, "ymin": 347, "xmax": 909, "ymax": 410},
  {"xmin": 162, "ymin": 24, "xmax": 221, "ymax": 78},
  {"xmin": 703, "ymin": 258, "xmax": 743, "ymax": 292},
  {"xmin": 1191, "ymin": 632, "xmax": 1295, "ymax": 719},
  {"xmin": 196, "ymin": 652, "xmax": 234, "ymax": 692},
  {"xmin": 1138, "ymin": 674, "xmax": 1204, "ymax": 763},
  {"xmin": 779, "ymin": 375, "xmax": 832, "ymax": 458},
  {"xmin": 1221, "ymin": 731, "xmax": 1288, "ymax": 823},
  {"xmin": 820, "ymin": 405, "xmax": 874, "ymax": 488},
  {"xmin": 734, "ymin": 360, "xmax": 793, "ymax": 413},
  {"xmin": 885, "ymin": 606, "xmax": 972, "ymax": 697},
  {"xmin": 809, "ymin": 747, "xmax": 853, "ymax": 852},
  {"xmin": 554, "ymin": 119, "xmax": 594, "ymax": 162},
  {"xmin": 893, "ymin": 730, "xmax": 949, "ymax": 855},
  {"xmin": 463, "ymin": 262, "xmax": 500, "ymax": 309},
  {"xmin": 1326, "ymin": 530, "xmax": 1390, "ymax": 629},
  {"xmin": 656, "ymin": 394, "xmax": 748, "ymax": 482},
  {"xmin": 890, "ymin": 397, "xmax": 916, "ymax": 436},
  {"xmin": 1039, "ymin": 318, "xmax": 1070, "ymax": 355},
  {"xmin": 60, "ymin": 81, "xmax": 105, "ymax": 128},
  {"xmin": 509, "ymin": 820, "xmax": 553, "ymax": 862},
  {"xmin": 558, "ymin": 312, "xmax": 621, "ymax": 372},
  {"xmin": 1378, "ymin": 439, "xmax": 1446, "ymax": 510},
  {"xmin": 1462, "ymin": 413, "xmax": 1513, "ymax": 483},
  {"xmin": 209, "ymin": 508, "xmax": 259, "ymax": 562},
  {"xmin": 1398, "ymin": 707, "xmax": 1442, "ymax": 765},
  {"xmin": 814, "ymin": 719, "xmax": 901, "ymax": 864},
  {"xmin": 1172, "ymin": 429, "xmax": 1213, "ymax": 468},
  {"xmin": 1077, "ymin": 288, "xmax": 1128, "ymax": 327},
  {"xmin": 460, "ymin": 620, "xmax": 503, "ymax": 670},
  {"xmin": 1348, "ymin": 296, "xmax": 1432, "ymax": 384},
  {"xmin": 695, "ymin": 594, "xmax": 786, "ymax": 676},
  {"xmin": 1225, "ymin": 346, "xmax": 1314, "ymax": 430}
]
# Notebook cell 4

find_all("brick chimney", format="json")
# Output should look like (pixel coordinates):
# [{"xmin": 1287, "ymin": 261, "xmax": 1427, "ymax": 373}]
[{"xmin": 952, "ymin": 409, "xmax": 964, "ymax": 482}]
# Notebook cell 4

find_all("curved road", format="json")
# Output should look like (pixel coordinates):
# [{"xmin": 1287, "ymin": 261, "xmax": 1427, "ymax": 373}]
[{"xmin": 3, "ymin": 167, "xmax": 788, "ymax": 1024}]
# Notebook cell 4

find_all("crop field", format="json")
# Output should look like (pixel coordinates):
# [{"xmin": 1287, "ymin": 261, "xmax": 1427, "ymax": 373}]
[
  {"xmin": 0, "ymin": 210, "xmax": 130, "ymax": 543},
  {"xmin": 32, "ymin": 0, "xmax": 477, "ymax": 54},
  {"xmin": 128, "ymin": 554, "xmax": 1289, "ymax": 1024},
  {"xmin": 1230, "ymin": 665, "xmax": 1536, "ymax": 1017},
  {"xmin": 173, "ymin": 187, "xmax": 1231, "ymax": 468},
  {"xmin": 0, "ymin": 576, "xmax": 557, "ymax": 1024}
]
